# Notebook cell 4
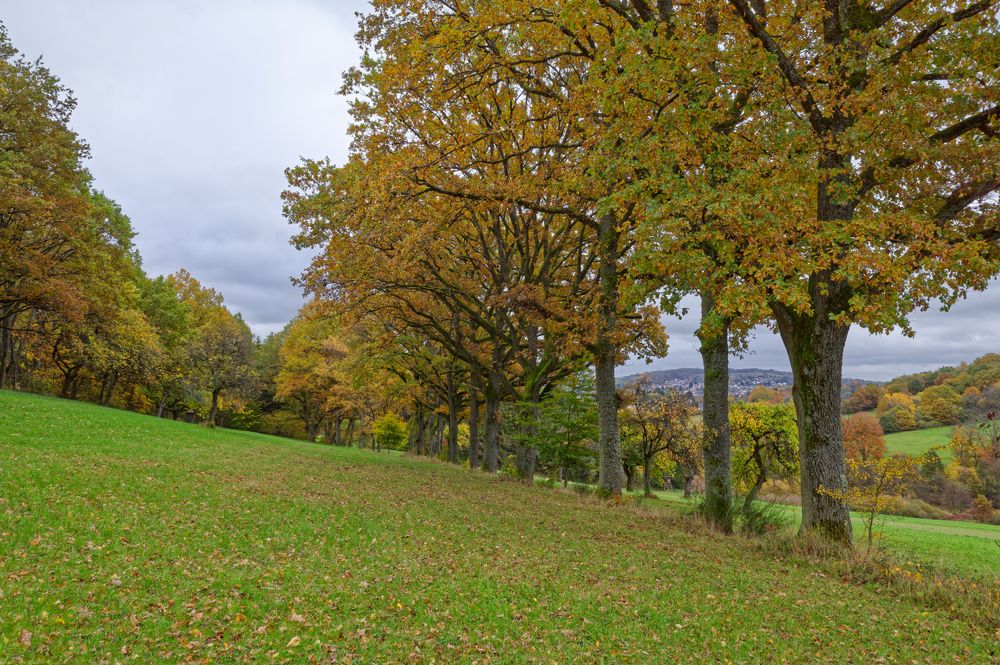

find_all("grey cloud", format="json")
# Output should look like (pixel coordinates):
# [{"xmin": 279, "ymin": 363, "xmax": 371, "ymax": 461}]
[{"xmin": 4, "ymin": 0, "xmax": 367, "ymax": 334}]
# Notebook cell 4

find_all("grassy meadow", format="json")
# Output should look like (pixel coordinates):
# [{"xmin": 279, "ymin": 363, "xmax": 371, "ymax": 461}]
[
  {"xmin": 1, "ymin": 390, "xmax": 999, "ymax": 663},
  {"xmin": 884, "ymin": 425, "xmax": 956, "ymax": 463}
]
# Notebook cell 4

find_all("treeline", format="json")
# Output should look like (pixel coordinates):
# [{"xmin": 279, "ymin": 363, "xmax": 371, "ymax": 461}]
[
  {"xmin": 280, "ymin": 0, "xmax": 999, "ymax": 544},
  {"xmin": 845, "ymin": 354, "xmax": 1000, "ymax": 430}
]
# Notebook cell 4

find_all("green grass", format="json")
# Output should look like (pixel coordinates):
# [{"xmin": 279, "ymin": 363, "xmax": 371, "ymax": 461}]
[
  {"xmin": 642, "ymin": 491, "xmax": 1000, "ymax": 577},
  {"xmin": 884, "ymin": 425, "xmax": 955, "ymax": 463},
  {"xmin": 2, "ymin": 391, "xmax": 998, "ymax": 662}
]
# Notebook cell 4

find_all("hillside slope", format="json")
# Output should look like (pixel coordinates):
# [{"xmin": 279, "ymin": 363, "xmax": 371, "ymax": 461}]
[{"xmin": 0, "ymin": 391, "xmax": 996, "ymax": 662}]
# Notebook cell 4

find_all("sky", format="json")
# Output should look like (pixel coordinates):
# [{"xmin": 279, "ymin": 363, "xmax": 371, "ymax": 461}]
[{"xmin": 4, "ymin": 0, "xmax": 997, "ymax": 381}]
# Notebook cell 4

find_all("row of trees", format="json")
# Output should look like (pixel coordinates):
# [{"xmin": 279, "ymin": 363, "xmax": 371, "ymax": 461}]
[{"xmin": 284, "ymin": 0, "xmax": 999, "ymax": 543}]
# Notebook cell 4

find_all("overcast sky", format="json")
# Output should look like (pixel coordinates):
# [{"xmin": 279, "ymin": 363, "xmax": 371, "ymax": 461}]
[{"xmin": 4, "ymin": 0, "xmax": 997, "ymax": 381}]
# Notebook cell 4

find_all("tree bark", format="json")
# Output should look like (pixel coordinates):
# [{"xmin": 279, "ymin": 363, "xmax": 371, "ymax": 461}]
[
  {"xmin": 468, "ymin": 385, "xmax": 480, "ymax": 469},
  {"xmin": 447, "ymin": 368, "xmax": 459, "ymax": 463},
  {"xmin": 59, "ymin": 367, "xmax": 79, "ymax": 399},
  {"xmin": 595, "ymin": 213, "xmax": 624, "ymax": 497},
  {"xmin": 642, "ymin": 460, "xmax": 652, "ymax": 497},
  {"xmin": 515, "ymin": 444, "xmax": 538, "ymax": 484},
  {"xmin": 774, "ymin": 300, "xmax": 853, "ymax": 544},
  {"xmin": 0, "ymin": 317, "xmax": 10, "ymax": 390},
  {"xmin": 698, "ymin": 292, "xmax": 734, "ymax": 533},
  {"xmin": 625, "ymin": 465, "xmax": 636, "ymax": 492},
  {"xmin": 684, "ymin": 468, "xmax": 695, "ymax": 498},
  {"xmin": 468, "ymin": 368, "xmax": 481, "ymax": 469},
  {"xmin": 208, "ymin": 388, "xmax": 221, "ymax": 427},
  {"xmin": 483, "ymin": 369, "xmax": 502, "ymax": 472}
]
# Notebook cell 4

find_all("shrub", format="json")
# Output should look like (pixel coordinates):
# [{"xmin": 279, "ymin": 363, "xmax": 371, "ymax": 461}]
[
  {"xmin": 736, "ymin": 497, "xmax": 789, "ymax": 536},
  {"xmin": 878, "ymin": 496, "xmax": 950, "ymax": 520},
  {"xmin": 822, "ymin": 455, "xmax": 920, "ymax": 554},
  {"xmin": 372, "ymin": 413, "xmax": 407, "ymax": 451},
  {"xmin": 499, "ymin": 455, "xmax": 520, "ymax": 480},
  {"xmin": 878, "ymin": 410, "xmax": 900, "ymax": 434},
  {"xmin": 970, "ymin": 495, "xmax": 994, "ymax": 523}
]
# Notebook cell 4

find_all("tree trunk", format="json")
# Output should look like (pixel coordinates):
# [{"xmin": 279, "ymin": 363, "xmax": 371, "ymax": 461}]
[
  {"xmin": 625, "ymin": 466, "xmax": 636, "ymax": 492},
  {"xmin": 0, "ymin": 317, "xmax": 10, "ymax": 390},
  {"xmin": 59, "ymin": 368, "xmax": 78, "ymax": 399},
  {"xmin": 429, "ymin": 413, "xmax": 440, "ymax": 456},
  {"xmin": 595, "ymin": 213, "xmax": 624, "ymax": 497},
  {"xmin": 483, "ymin": 369, "xmax": 502, "ymax": 472},
  {"xmin": 468, "ymin": 374, "xmax": 481, "ymax": 469},
  {"xmin": 345, "ymin": 419, "xmax": 355, "ymax": 446},
  {"xmin": 514, "ymin": 399, "xmax": 540, "ymax": 483},
  {"xmin": 208, "ymin": 388, "xmax": 221, "ymax": 427},
  {"xmin": 642, "ymin": 460, "xmax": 652, "ymax": 497},
  {"xmin": 698, "ymin": 292, "xmax": 733, "ymax": 533},
  {"xmin": 515, "ymin": 445, "xmax": 537, "ymax": 484},
  {"xmin": 774, "ymin": 300, "xmax": 853, "ymax": 544},
  {"xmin": 409, "ymin": 412, "xmax": 419, "ymax": 453},
  {"xmin": 745, "ymin": 459, "xmax": 768, "ymax": 510},
  {"xmin": 447, "ymin": 369, "xmax": 459, "ymax": 463}
]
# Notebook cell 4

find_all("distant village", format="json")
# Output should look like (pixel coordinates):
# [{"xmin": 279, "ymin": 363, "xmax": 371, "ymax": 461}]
[{"xmin": 617, "ymin": 368, "xmax": 873, "ymax": 404}]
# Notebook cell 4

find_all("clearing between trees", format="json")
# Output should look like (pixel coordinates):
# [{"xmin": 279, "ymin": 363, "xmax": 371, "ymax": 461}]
[{"xmin": 0, "ymin": 390, "xmax": 997, "ymax": 663}]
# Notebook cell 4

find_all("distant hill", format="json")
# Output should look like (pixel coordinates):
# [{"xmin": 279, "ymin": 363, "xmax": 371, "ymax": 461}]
[
  {"xmin": 617, "ymin": 367, "xmax": 873, "ymax": 400},
  {"xmin": 884, "ymin": 353, "xmax": 1000, "ymax": 396}
]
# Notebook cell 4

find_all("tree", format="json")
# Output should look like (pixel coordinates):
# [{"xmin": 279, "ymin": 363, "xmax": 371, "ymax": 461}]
[
  {"xmin": 844, "ymin": 385, "xmax": 883, "ymax": 414},
  {"xmin": 0, "ymin": 24, "xmax": 93, "ymax": 389},
  {"xmin": 620, "ymin": 377, "xmax": 702, "ymax": 497},
  {"xmin": 917, "ymin": 385, "xmax": 962, "ymax": 425},
  {"xmin": 275, "ymin": 310, "xmax": 350, "ymax": 440},
  {"xmin": 532, "ymin": 372, "xmax": 598, "ymax": 486},
  {"xmin": 188, "ymin": 307, "xmax": 255, "ymax": 427},
  {"xmin": 138, "ymin": 275, "xmax": 194, "ymax": 416},
  {"xmin": 877, "ymin": 392, "xmax": 918, "ymax": 433},
  {"xmin": 843, "ymin": 413, "xmax": 886, "ymax": 461},
  {"xmin": 373, "ymin": 413, "xmax": 408, "ymax": 452},
  {"xmin": 725, "ymin": 0, "xmax": 1000, "ymax": 543},
  {"xmin": 748, "ymin": 386, "xmax": 787, "ymax": 405},
  {"xmin": 729, "ymin": 401, "xmax": 799, "ymax": 508}
]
